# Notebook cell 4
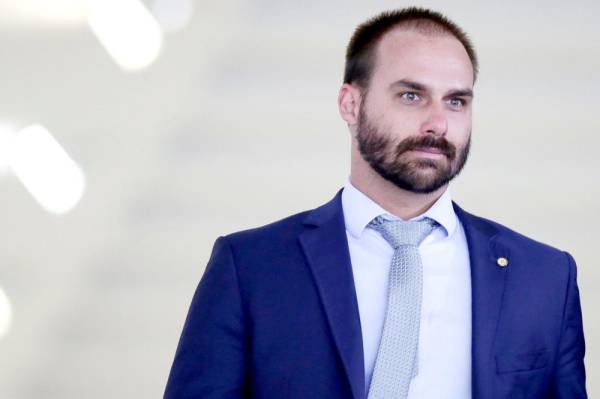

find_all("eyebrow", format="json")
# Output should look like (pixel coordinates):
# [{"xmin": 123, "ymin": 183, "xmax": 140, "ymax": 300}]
[{"xmin": 390, "ymin": 79, "xmax": 474, "ymax": 98}]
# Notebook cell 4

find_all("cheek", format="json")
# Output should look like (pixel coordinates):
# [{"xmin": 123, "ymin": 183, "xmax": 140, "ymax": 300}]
[
  {"xmin": 390, "ymin": 116, "xmax": 418, "ymax": 135},
  {"xmin": 383, "ymin": 109, "xmax": 423, "ymax": 136},
  {"xmin": 367, "ymin": 108, "xmax": 415, "ymax": 137},
  {"xmin": 447, "ymin": 113, "xmax": 472, "ymax": 140}
]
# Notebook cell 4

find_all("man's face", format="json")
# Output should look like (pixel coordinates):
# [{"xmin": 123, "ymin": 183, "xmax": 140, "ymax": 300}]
[{"xmin": 355, "ymin": 28, "xmax": 474, "ymax": 194}]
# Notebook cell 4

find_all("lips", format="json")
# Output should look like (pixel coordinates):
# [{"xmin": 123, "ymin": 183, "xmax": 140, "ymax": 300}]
[
  {"xmin": 392, "ymin": 135, "xmax": 456, "ymax": 160},
  {"xmin": 410, "ymin": 146, "xmax": 446, "ymax": 155}
]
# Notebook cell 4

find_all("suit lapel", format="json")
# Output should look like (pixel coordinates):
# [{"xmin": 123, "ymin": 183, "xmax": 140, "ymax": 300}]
[
  {"xmin": 454, "ymin": 203, "xmax": 509, "ymax": 399},
  {"xmin": 299, "ymin": 191, "xmax": 365, "ymax": 399}
]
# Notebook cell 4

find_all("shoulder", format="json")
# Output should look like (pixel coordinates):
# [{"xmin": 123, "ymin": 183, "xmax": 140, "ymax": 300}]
[
  {"xmin": 223, "ymin": 208, "xmax": 312, "ymax": 250},
  {"xmin": 213, "ymin": 204, "xmax": 331, "ymax": 279},
  {"xmin": 221, "ymin": 190, "xmax": 343, "ymax": 251},
  {"xmin": 454, "ymin": 203, "xmax": 572, "ymax": 266}
]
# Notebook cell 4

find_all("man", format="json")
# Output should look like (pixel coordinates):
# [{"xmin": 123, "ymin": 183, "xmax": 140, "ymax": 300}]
[{"xmin": 165, "ymin": 7, "xmax": 586, "ymax": 399}]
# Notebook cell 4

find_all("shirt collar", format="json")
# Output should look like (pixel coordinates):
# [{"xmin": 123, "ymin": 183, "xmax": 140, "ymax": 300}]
[{"xmin": 341, "ymin": 179, "xmax": 458, "ymax": 239}]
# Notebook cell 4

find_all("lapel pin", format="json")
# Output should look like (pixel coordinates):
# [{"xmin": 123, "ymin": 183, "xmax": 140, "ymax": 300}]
[{"xmin": 497, "ymin": 257, "xmax": 509, "ymax": 267}]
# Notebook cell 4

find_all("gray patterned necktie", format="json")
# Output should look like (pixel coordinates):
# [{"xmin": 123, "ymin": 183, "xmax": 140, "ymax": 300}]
[{"xmin": 366, "ymin": 216, "xmax": 437, "ymax": 399}]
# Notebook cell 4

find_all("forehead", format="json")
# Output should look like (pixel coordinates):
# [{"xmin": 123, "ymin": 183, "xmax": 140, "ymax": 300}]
[{"xmin": 371, "ymin": 27, "xmax": 474, "ymax": 89}]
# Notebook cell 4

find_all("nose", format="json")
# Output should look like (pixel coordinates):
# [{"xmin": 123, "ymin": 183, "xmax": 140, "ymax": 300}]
[{"xmin": 420, "ymin": 104, "xmax": 448, "ymax": 136}]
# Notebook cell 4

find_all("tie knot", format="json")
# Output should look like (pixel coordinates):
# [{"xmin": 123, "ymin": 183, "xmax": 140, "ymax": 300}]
[{"xmin": 368, "ymin": 216, "xmax": 437, "ymax": 249}]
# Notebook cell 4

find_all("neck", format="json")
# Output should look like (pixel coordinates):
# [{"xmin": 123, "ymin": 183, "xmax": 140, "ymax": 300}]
[{"xmin": 350, "ymin": 156, "xmax": 447, "ymax": 220}]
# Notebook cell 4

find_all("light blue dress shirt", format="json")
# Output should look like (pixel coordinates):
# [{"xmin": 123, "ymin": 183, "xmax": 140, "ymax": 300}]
[{"xmin": 341, "ymin": 181, "xmax": 472, "ymax": 398}]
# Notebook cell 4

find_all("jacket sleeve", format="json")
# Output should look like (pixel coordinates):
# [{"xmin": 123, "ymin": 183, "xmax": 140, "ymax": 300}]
[
  {"xmin": 164, "ymin": 236, "xmax": 250, "ymax": 399},
  {"xmin": 551, "ymin": 252, "xmax": 587, "ymax": 398}
]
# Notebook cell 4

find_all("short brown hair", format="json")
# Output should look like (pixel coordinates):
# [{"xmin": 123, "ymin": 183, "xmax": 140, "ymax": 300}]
[{"xmin": 344, "ymin": 7, "xmax": 478, "ymax": 88}]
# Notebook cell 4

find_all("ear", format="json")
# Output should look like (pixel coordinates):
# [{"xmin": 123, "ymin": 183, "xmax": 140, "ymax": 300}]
[{"xmin": 338, "ymin": 83, "xmax": 362, "ymax": 126}]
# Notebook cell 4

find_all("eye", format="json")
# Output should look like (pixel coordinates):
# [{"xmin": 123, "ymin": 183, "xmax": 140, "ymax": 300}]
[
  {"xmin": 399, "ymin": 92, "xmax": 421, "ymax": 103},
  {"xmin": 448, "ymin": 98, "xmax": 466, "ymax": 108}
]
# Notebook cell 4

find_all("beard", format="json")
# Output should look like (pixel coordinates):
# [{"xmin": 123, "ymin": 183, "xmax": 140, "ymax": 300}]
[{"xmin": 356, "ymin": 104, "xmax": 471, "ymax": 194}]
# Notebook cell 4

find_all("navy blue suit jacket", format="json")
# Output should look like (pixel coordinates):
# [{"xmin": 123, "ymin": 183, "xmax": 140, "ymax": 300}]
[{"xmin": 165, "ymin": 191, "xmax": 586, "ymax": 398}]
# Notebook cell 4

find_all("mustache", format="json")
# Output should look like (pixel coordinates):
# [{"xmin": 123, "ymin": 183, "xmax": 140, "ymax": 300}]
[{"xmin": 394, "ymin": 135, "xmax": 456, "ymax": 160}]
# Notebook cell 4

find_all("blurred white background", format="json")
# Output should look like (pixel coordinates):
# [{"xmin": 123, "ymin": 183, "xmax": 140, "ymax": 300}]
[{"xmin": 0, "ymin": 0, "xmax": 598, "ymax": 397}]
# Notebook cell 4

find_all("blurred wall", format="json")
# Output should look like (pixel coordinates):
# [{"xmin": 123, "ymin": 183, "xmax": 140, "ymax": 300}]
[{"xmin": 0, "ymin": 0, "xmax": 598, "ymax": 397}]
